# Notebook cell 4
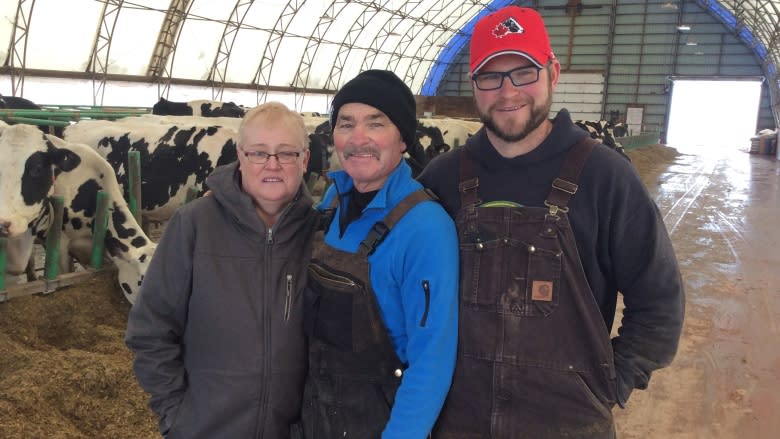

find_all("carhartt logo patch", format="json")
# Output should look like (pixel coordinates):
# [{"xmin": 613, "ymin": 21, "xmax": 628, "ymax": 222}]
[
  {"xmin": 531, "ymin": 280, "xmax": 553, "ymax": 301},
  {"xmin": 492, "ymin": 17, "xmax": 524, "ymax": 39}
]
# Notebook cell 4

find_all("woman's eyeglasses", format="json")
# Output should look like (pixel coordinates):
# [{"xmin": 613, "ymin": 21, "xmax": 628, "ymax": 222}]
[{"xmin": 240, "ymin": 148, "xmax": 302, "ymax": 164}]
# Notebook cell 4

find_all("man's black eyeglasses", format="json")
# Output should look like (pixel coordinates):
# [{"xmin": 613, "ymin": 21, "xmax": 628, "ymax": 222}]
[
  {"xmin": 240, "ymin": 148, "xmax": 302, "ymax": 164},
  {"xmin": 471, "ymin": 65, "xmax": 544, "ymax": 91}
]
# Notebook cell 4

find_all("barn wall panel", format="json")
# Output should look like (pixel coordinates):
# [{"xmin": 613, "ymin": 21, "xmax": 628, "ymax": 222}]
[{"xmin": 438, "ymin": 0, "xmax": 776, "ymax": 139}]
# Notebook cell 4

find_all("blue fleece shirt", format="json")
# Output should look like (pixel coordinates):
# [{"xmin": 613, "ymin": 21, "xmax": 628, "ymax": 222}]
[{"xmin": 320, "ymin": 161, "xmax": 459, "ymax": 439}]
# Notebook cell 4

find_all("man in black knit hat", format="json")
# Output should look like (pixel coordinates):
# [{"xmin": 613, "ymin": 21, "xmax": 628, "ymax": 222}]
[{"xmin": 301, "ymin": 70, "xmax": 459, "ymax": 438}]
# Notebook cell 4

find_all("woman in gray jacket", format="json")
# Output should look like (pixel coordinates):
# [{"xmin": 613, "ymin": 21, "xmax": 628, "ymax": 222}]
[{"xmin": 125, "ymin": 102, "xmax": 319, "ymax": 438}]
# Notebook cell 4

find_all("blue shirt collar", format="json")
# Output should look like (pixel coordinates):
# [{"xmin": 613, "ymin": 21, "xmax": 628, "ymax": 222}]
[{"xmin": 328, "ymin": 159, "xmax": 411, "ymax": 210}]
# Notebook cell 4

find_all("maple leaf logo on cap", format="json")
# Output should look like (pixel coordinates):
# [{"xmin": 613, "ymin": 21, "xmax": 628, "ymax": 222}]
[{"xmin": 492, "ymin": 17, "xmax": 524, "ymax": 38}]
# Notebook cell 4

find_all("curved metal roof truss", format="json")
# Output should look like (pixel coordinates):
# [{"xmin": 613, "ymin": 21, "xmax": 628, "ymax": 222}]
[{"xmin": 1, "ymin": 0, "xmax": 779, "ymax": 122}]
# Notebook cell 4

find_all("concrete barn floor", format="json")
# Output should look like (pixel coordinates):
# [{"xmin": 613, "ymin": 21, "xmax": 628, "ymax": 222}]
[{"xmin": 613, "ymin": 144, "xmax": 780, "ymax": 439}]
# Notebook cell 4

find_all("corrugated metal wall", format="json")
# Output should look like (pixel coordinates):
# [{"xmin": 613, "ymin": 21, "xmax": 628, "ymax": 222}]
[{"xmin": 437, "ymin": 0, "xmax": 774, "ymax": 139}]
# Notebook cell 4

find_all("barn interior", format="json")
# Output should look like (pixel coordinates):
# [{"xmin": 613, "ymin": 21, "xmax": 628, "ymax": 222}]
[{"xmin": 1, "ymin": 1, "xmax": 780, "ymax": 438}]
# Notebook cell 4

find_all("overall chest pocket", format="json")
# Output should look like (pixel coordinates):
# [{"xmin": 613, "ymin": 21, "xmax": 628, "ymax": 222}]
[
  {"xmin": 303, "ymin": 262, "xmax": 377, "ymax": 352},
  {"xmin": 459, "ymin": 237, "xmax": 562, "ymax": 318}
]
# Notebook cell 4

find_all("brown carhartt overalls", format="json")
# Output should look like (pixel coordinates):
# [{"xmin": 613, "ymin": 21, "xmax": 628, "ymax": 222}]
[{"xmin": 433, "ymin": 138, "xmax": 617, "ymax": 439}]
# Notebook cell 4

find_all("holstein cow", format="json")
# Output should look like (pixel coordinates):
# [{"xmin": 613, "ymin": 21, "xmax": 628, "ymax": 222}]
[
  {"xmin": 574, "ymin": 119, "xmax": 630, "ymax": 159},
  {"xmin": 417, "ymin": 117, "xmax": 482, "ymax": 156},
  {"xmin": 0, "ymin": 94, "xmax": 40, "ymax": 110},
  {"xmin": 299, "ymin": 115, "xmax": 482, "ymax": 178},
  {"xmin": 419, "ymin": 117, "xmax": 481, "ymax": 150},
  {"xmin": 134, "ymin": 112, "xmax": 331, "ymax": 187},
  {"xmin": 305, "ymin": 117, "xmax": 333, "ymax": 182},
  {"xmin": 416, "ymin": 122, "xmax": 449, "ymax": 161},
  {"xmin": 308, "ymin": 116, "xmax": 430, "ymax": 178},
  {"xmin": 63, "ymin": 117, "xmax": 239, "ymax": 223},
  {"xmin": 0, "ymin": 122, "xmax": 156, "ymax": 303},
  {"xmin": 152, "ymin": 97, "xmax": 246, "ymax": 118},
  {"xmin": 0, "ymin": 94, "xmax": 65, "ymax": 137}
]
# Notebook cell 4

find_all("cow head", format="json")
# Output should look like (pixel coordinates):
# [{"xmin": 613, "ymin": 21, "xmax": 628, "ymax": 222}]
[
  {"xmin": 416, "ymin": 122, "xmax": 450, "ymax": 162},
  {"xmin": 114, "ymin": 241, "xmax": 156, "ymax": 304},
  {"xmin": 0, "ymin": 123, "xmax": 80, "ymax": 239}
]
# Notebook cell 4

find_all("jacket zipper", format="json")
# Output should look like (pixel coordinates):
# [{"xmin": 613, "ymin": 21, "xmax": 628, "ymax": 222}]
[
  {"xmin": 284, "ymin": 274, "xmax": 293, "ymax": 321},
  {"xmin": 419, "ymin": 280, "xmax": 431, "ymax": 327},
  {"xmin": 254, "ymin": 190, "xmax": 300, "ymax": 437},
  {"xmin": 309, "ymin": 263, "xmax": 358, "ymax": 288}
]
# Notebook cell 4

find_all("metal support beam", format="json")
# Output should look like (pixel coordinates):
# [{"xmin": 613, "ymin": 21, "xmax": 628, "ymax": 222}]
[
  {"xmin": 362, "ymin": 1, "xmax": 421, "ymax": 73},
  {"xmin": 291, "ymin": 0, "xmax": 350, "ymax": 111},
  {"xmin": 600, "ymin": 0, "xmax": 618, "ymax": 119},
  {"xmin": 402, "ymin": 0, "xmax": 483, "ymax": 91},
  {"xmin": 253, "ymin": 0, "xmax": 304, "ymax": 105},
  {"xmin": 6, "ymin": 0, "xmax": 36, "ymax": 97},
  {"xmin": 322, "ymin": 6, "xmax": 375, "ymax": 94},
  {"xmin": 88, "ymin": 0, "xmax": 123, "ymax": 106},
  {"xmin": 208, "ymin": 0, "xmax": 254, "ymax": 101},
  {"xmin": 147, "ymin": 0, "xmax": 192, "ymax": 99}
]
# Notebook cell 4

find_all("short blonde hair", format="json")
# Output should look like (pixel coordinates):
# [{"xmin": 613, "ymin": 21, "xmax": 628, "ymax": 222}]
[{"xmin": 238, "ymin": 102, "xmax": 309, "ymax": 150}]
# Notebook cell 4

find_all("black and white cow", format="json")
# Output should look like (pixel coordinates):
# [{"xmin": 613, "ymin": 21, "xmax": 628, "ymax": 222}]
[
  {"xmin": 152, "ymin": 97, "xmax": 246, "ymax": 118},
  {"xmin": 0, "ymin": 94, "xmax": 65, "ymax": 137},
  {"xmin": 611, "ymin": 123, "xmax": 628, "ymax": 138},
  {"xmin": 0, "ymin": 122, "xmax": 156, "ymax": 303},
  {"xmin": 574, "ymin": 119, "xmax": 628, "ymax": 155},
  {"xmin": 418, "ymin": 117, "xmax": 481, "ymax": 151},
  {"xmin": 63, "ymin": 117, "xmax": 240, "ymax": 223},
  {"xmin": 136, "ymin": 112, "xmax": 333, "ymax": 187},
  {"xmin": 302, "ymin": 116, "xmax": 431, "ymax": 178},
  {"xmin": 306, "ymin": 118, "xmax": 333, "ymax": 182},
  {"xmin": 306, "ymin": 116, "xmax": 481, "ymax": 178},
  {"xmin": 0, "ymin": 94, "xmax": 40, "ymax": 110},
  {"xmin": 416, "ymin": 117, "xmax": 481, "ymax": 160},
  {"xmin": 416, "ymin": 121, "xmax": 449, "ymax": 163}
]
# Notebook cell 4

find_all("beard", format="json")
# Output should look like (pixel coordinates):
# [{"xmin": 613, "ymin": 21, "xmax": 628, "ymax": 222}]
[{"xmin": 477, "ymin": 81, "xmax": 553, "ymax": 143}]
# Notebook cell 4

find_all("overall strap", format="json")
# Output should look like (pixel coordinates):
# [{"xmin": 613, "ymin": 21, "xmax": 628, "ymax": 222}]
[
  {"xmin": 544, "ymin": 136, "xmax": 599, "ymax": 216},
  {"xmin": 458, "ymin": 147, "xmax": 481, "ymax": 209},
  {"xmin": 319, "ymin": 192, "xmax": 340, "ymax": 231},
  {"xmin": 357, "ymin": 189, "xmax": 437, "ymax": 258}
]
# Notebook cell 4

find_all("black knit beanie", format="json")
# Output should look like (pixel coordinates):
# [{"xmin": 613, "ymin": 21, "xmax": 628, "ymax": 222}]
[{"xmin": 330, "ymin": 70, "xmax": 417, "ymax": 151}]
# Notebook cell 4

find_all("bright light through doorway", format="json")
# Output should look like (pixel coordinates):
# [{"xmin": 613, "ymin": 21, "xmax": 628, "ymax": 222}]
[{"xmin": 667, "ymin": 80, "xmax": 761, "ymax": 153}]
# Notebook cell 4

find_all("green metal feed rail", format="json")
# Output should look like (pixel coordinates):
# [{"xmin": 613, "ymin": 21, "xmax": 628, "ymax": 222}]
[
  {"xmin": 0, "ymin": 109, "xmax": 225, "ymax": 301},
  {"xmin": 0, "ymin": 192, "xmax": 109, "ymax": 302},
  {"xmin": 0, "ymin": 107, "xmax": 150, "ymax": 127},
  {"xmin": 617, "ymin": 132, "xmax": 661, "ymax": 150}
]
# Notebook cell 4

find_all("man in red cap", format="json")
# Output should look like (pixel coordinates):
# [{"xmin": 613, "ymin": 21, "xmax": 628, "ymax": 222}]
[{"xmin": 419, "ymin": 6, "xmax": 685, "ymax": 438}]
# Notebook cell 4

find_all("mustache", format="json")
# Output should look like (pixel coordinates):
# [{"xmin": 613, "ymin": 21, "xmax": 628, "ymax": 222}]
[{"xmin": 343, "ymin": 146, "xmax": 380, "ymax": 159}]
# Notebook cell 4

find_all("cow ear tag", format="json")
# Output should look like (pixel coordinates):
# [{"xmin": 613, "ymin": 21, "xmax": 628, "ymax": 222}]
[{"xmin": 531, "ymin": 280, "xmax": 553, "ymax": 301}]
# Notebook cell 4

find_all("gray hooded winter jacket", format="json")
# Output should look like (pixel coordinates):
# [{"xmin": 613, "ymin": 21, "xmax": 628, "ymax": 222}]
[{"xmin": 125, "ymin": 162, "xmax": 319, "ymax": 438}]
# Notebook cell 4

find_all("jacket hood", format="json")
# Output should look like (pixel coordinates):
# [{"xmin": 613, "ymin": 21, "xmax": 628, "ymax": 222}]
[{"xmin": 206, "ymin": 162, "xmax": 315, "ymax": 243}]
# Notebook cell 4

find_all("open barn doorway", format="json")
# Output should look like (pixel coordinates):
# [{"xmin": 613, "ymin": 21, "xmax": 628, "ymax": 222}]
[{"xmin": 666, "ymin": 79, "xmax": 762, "ymax": 154}]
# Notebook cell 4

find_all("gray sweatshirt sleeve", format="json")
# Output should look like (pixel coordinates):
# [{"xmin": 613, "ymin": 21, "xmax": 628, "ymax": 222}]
[{"xmin": 125, "ymin": 209, "xmax": 194, "ymax": 434}]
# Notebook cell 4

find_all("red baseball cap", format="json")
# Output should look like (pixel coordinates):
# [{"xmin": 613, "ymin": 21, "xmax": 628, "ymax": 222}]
[{"xmin": 470, "ymin": 6, "xmax": 555, "ymax": 73}]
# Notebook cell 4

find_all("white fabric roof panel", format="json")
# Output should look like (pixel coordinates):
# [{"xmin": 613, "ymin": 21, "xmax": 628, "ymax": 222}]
[
  {"xmin": 1, "ymin": 0, "xmax": 779, "ymax": 113},
  {"xmin": 0, "ymin": 0, "xmax": 495, "ymax": 95}
]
